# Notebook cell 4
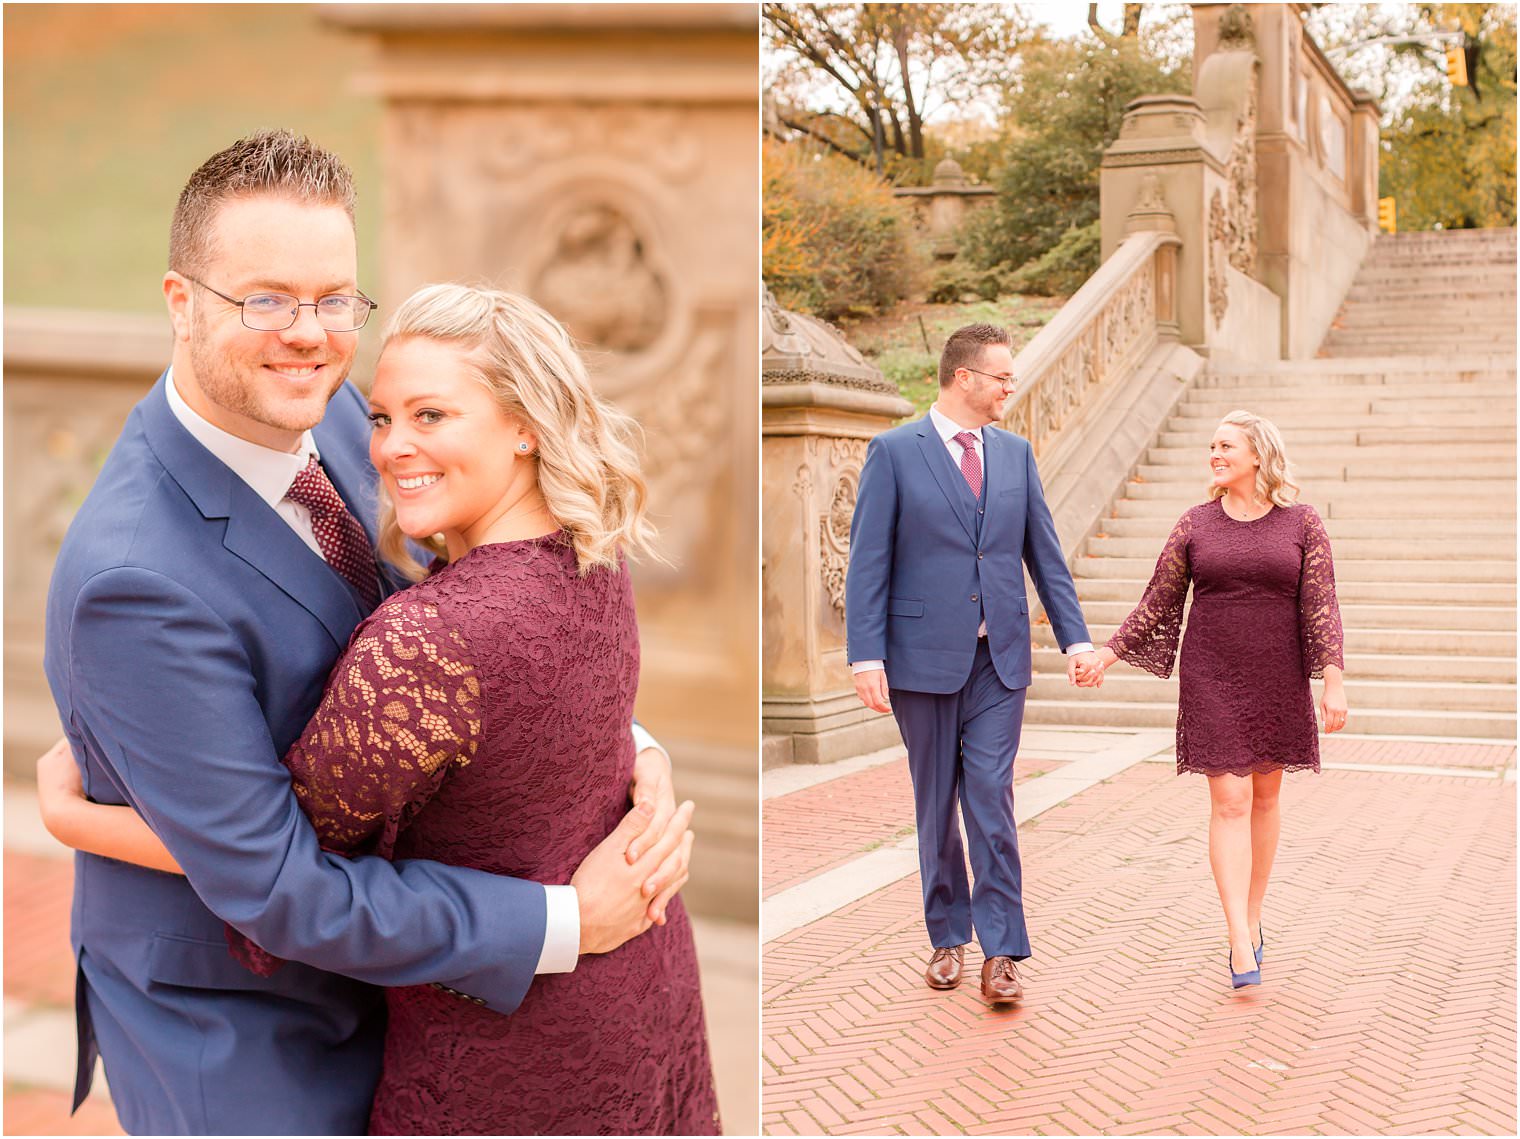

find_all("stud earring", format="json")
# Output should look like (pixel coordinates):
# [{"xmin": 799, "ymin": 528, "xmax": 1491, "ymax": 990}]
[{"xmin": 518, "ymin": 441, "xmax": 531, "ymax": 454}]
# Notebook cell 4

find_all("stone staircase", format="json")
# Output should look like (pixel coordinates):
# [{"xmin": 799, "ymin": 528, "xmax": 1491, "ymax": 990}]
[{"xmin": 1027, "ymin": 227, "xmax": 1518, "ymax": 739}]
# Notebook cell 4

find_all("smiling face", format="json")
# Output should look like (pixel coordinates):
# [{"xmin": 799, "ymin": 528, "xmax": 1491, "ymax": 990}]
[
  {"xmin": 954, "ymin": 342, "xmax": 1015, "ymax": 431},
  {"xmin": 1209, "ymin": 423, "xmax": 1260, "ymax": 498},
  {"xmin": 368, "ymin": 336, "xmax": 538, "ymax": 557},
  {"xmin": 165, "ymin": 195, "xmax": 360, "ymax": 452}
]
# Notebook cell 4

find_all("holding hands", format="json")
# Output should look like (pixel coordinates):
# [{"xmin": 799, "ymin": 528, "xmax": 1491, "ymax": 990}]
[{"xmin": 1068, "ymin": 648, "xmax": 1111, "ymax": 689}]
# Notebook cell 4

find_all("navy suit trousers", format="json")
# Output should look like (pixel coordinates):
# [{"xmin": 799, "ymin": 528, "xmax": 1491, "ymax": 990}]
[{"xmin": 892, "ymin": 639, "xmax": 1030, "ymax": 959}]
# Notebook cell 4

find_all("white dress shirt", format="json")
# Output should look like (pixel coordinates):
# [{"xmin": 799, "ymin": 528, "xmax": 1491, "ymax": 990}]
[
  {"xmin": 851, "ymin": 402, "xmax": 1092, "ymax": 674},
  {"xmin": 164, "ymin": 370, "xmax": 678, "ymax": 974}
]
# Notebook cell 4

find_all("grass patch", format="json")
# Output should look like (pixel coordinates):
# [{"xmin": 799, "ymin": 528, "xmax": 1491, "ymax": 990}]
[{"xmin": 839, "ymin": 294, "xmax": 1066, "ymax": 417}]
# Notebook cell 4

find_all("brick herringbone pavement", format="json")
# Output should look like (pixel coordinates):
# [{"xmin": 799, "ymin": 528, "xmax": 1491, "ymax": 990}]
[
  {"xmin": 764, "ymin": 756, "xmax": 1065, "ymax": 898},
  {"xmin": 763, "ymin": 751, "xmax": 1517, "ymax": 1135}
]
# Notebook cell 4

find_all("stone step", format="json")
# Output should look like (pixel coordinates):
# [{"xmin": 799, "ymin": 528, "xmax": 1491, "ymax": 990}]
[
  {"xmin": 1332, "ymin": 304, "xmax": 1516, "ymax": 321},
  {"xmin": 1320, "ymin": 337, "xmax": 1518, "ymax": 352},
  {"xmin": 1071, "ymin": 575, "xmax": 1516, "ymax": 606},
  {"xmin": 1348, "ymin": 265, "xmax": 1517, "ymax": 284},
  {"xmin": 1036, "ymin": 624, "xmax": 1516, "ymax": 658},
  {"xmin": 1052, "ymin": 598, "xmax": 1516, "ymax": 633},
  {"xmin": 1195, "ymin": 372, "xmax": 1517, "ymax": 390},
  {"xmin": 1096, "ymin": 514, "xmax": 1515, "ymax": 540},
  {"xmin": 1022, "ymin": 698, "xmax": 1516, "ymax": 739},
  {"xmin": 1122, "ymin": 480, "xmax": 1515, "ymax": 508},
  {"xmin": 1324, "ymin": 325, "xmax": 1516, "ymax": 338},
  {"xmin": 1174, "ymin": 395, "xmax": 1517, "ymax": 418},
  {"xmin": 1027, "ymin": 673, "xmax": 1516, "ymax": 714},
  {"xmin": 1156, "ymin": 425, "xmax": 1517, "ymax": 448},
  {"xmin": 1133, "ymin": 459, "xmax": 1516, "ymax": 483},
  {"xmin": 1031, "ymin": 646, "xmax": 1516, "ymax": 683},
  {"xmin": 1169, "ymin": 406, "xmax": 1512, "ymax": 428},
  {"xmin": 1208, "ymin": 355, "xmax": 1514, "ymax": 375},
  {"xmin": 1074, "ymin": 555, "xmax": 1516, "ymax": 583},
  {"xmin": 1145, "ymin": 441, "xmax": 1514, "ymax": 465},
  {"xmin": 1086, "ymin": 532, "xmax": 1516, "ymax": 561},
  {"xmin": 1183, "ymin": 379, "xmax": 1517, "ymax": 402},
  {"xmin": 1344, "ymin": 285, "xmax": 1517, "ymax": 303}
]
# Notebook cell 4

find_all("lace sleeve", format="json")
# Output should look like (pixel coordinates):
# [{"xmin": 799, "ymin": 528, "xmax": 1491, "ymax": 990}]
[
  {"xmin": 1298, "ymin": 506, "xmax": 1345, "ymax": 678},
  {"xmin": 1107, "ymin": 509, "xmax": 1193, "ymax": 679},
  {"xmin": 226, "ymin": 597, "xmax": 481, "ymax": 974}
]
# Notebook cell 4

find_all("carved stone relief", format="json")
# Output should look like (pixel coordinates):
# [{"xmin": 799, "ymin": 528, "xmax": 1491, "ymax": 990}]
[
  {"xmin": 819, "ymin": 449, "xmax": 864, "ymax": 621},
  {"xmin": 1226, "ymin": 67, "xmax": 1259, "ymax": 275},
  {"xmin": 1209, "ymin": 189, "xmax": 1230, "ymax": 327},
  {"xmin": 531, "ymin": 202, "xmax": 670, "ymax": 353}
]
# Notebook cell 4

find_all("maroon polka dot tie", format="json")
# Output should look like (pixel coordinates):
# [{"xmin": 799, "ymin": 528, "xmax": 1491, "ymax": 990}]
[
  {"xmin": 285, "ymin": 455, "xmax": 381, "ymax": 610},
  {"xmin": 953, "ymin": 431, "xmax": 983, "ymax": 498}
]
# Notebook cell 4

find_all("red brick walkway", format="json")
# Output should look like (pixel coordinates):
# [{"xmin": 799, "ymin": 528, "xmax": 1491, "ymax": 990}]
[
  {"xmin": 3, "ymin": 847, "xmax": 126, "ymax": 1136},
  {"xmin": 763, "ymin": 743, "xmax": 1517, "ymax": 1135},
  {"xmin": 764, "ymin": 756, "xmax": 1064, "ymax": 898}
]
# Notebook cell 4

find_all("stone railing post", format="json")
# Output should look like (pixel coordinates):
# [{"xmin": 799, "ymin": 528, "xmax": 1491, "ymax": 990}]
[{"xmin": 761, "ymin": 293, "xmax": 912, "ymax": 765}]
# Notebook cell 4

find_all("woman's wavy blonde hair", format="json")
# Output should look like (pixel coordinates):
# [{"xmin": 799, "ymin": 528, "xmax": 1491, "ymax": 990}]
[
  {"xmin": 1209, "ymin": 409, "xmax": 1300, "ymax": 507},
  {"xmin": 376, "ymin": 283, "xmax": 659, "ymax": 579}
]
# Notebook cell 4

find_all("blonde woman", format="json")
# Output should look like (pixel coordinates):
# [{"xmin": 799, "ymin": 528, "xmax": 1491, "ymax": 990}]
[
  {"xmin": 1081, "ymin": 411, "xmax": 1346, "ymax": 990},
  {"xmin": 42, "ymin": 284, "xmax": 720, "ymax": 1134}
]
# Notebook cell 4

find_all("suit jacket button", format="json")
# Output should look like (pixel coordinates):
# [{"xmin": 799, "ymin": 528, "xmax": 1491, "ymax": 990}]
[
  {"xmin": 971, "ymin": 594, "xmax": 978, "ymax": 602},
  {"xmin": 978, "ymin": 552, "xmax": 984, "ymax": 559}
]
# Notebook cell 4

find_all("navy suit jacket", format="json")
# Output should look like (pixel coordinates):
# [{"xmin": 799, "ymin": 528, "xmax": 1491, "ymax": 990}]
[
  {"xmin": 845, "ymin": 413, "xmax": 1090, "ymax": 694},
  {"xmin": 44, "ymin": 374, "xmax": 545, "ymax": 1133}
]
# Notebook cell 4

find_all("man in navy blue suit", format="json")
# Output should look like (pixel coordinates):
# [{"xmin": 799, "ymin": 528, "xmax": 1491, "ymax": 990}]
[
  {"xmin": 42, "ymin": 130, "xmax": 692, "ymax": 1134},
  {"xmin": 845, "ymin": 323, "xmax": 1098, "ymax": 1005}
]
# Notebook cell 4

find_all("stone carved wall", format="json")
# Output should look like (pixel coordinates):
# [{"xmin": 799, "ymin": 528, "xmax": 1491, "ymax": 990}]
[
  {"xmin": 325, "ymin": 5, "xmax": 760, "ymax": 920},
  {"xmin": 1209, "ymin": 188, "xmax": 1230, "ymax": 327},
  {"xmin": 817, "ymin": 439, "xmax": 865, "ymax": 621},
  {"xmin": 382, "ymin": 101, "xmax": 742, "ymax": 578}
]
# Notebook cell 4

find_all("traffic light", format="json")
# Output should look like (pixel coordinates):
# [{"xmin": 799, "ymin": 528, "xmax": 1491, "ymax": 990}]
[
  {"xmin": 1446, "ymin": 42, "xmax": 1469, "ymax": 86},
  {"xmin": 1378, "ymin": 197, "xmax": 1397, "ymax": 235}
]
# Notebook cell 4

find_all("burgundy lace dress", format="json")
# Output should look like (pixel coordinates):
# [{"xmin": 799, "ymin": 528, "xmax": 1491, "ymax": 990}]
[
  {"xmin": 1107, "ymin": 500, "xmax": 1344, "ymax": 777},
  {"xmin": 231, "ymin": 534, "xmax": 720, "ymax": 1135}
]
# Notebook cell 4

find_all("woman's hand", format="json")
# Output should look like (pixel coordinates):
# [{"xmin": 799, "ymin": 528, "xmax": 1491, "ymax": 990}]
[
  {"xmin": 1321, "ymin": 667, "xmax": 1348, "ymax": 733},
  {"xmin": 35, "ymin": 736, "xmax": 86, "ymax": 841}
]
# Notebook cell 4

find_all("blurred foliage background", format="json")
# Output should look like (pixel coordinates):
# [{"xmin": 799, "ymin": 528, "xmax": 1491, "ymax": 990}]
[
  {"xmin": 4, "ymin": 4, "xmax": 382, "ymax": 314},
  {"xmin": 763, "ymin": 1, "xmax": 1516, "ymax": 339}
]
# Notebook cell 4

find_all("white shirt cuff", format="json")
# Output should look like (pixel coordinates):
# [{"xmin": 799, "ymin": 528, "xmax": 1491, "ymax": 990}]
[
  {"xmin": 535, "ymin": 885, "xmax": 580, "ymax": 974},
  {"xmin": 851, "ymin": 660, "xmax": 885, "ymax": 674},
  {"xmin": 630, "ymin": 721, "xmax": 666, "ymax": 762},
  {"xmin": 1063, "ymin": 642, "xmax": 1095, "ymax": 656}
]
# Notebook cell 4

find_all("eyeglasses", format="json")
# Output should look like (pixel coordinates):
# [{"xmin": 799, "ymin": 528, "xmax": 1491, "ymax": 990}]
[
  {"xmin": 188, "ymin": 277, "xmax": 378, "ymax": 332},
  {"xmin": 961, "ymin": 366, "xmax": 1018, "ymax": 391}
]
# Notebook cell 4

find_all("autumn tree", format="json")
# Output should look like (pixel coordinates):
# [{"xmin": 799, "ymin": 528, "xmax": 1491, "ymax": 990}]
[
  {"xmin": 762, "ymin": 2, "xmax": 1027, "ymax": 182},
  {"xmin": 966, "ymin": 28, "xmax": 1188, "ymax": 278},
  {"xmin": 1310, "ymin": 2, "xmax": 1517, "ymax": 230}
]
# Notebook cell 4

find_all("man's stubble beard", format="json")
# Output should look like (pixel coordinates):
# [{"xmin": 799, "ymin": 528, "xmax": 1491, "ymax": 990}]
[{"xmin": 188, "ymin": 306, "xmax": 351, "ymax": 436}]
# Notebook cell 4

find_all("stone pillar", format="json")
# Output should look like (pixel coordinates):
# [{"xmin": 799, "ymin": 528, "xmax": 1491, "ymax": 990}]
[
  {"xmin": 1192, "ymin": 2, "xmax": 1376, "ymax": 358},
  {"xmin": 893, "ymin": 158, "xmax": 998, "ymax": 260},
  {"xmin": 1349, "ymin": 90, "xmax": 1382, "ymax": 229},
  {"xmin": 323, "ymin": 3, "xmax": 759, "ymax": 918},
  {"xmin": 1100, "ymin": 95, "xmax": 1226, "ymax": 350},
  {"xmin": 761, "ymin": 294, "xmax": 912, "ymax": 766}
]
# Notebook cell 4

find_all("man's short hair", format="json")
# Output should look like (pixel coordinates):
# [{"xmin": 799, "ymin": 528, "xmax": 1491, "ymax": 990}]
[
  {"xmin": 169, "ymin": 129, "xmax": 356, "ymax": 276},
  {"xmin": 938, "ymin": 323, "xmax": 1012, "ymax": 387}
]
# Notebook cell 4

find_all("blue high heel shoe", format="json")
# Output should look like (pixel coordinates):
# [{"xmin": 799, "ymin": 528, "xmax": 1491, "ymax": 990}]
[
  {"xmin": 1229, "ymin": 948, "xmax": 1261, "ymax": 989},
  {"xmin": 1253, "ymin": 926, "xmax": 1265, "ymax": 968}
]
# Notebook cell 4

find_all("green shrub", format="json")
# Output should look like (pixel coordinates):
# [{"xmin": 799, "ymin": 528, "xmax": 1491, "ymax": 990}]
[
  {"xmin": 925, "ymin": 260, "xmax": 1004, "ymax": 304},
  {"xmin": 1003, "ymin": 220, "xmax": 1102, "ymax": 296},
  {"xmin": 763, "ymin": 140, "xmax": 922, "ymax": 320}
]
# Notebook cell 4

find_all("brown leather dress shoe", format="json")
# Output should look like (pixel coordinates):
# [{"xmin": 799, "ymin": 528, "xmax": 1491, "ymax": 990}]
[
  {"xmin": 925, "ymin": 945, "xmax": 965, "ymax": 989},
  {"xmin": 980, "ymin": 956, "xmax": 1024, "ymax": 1004}
]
